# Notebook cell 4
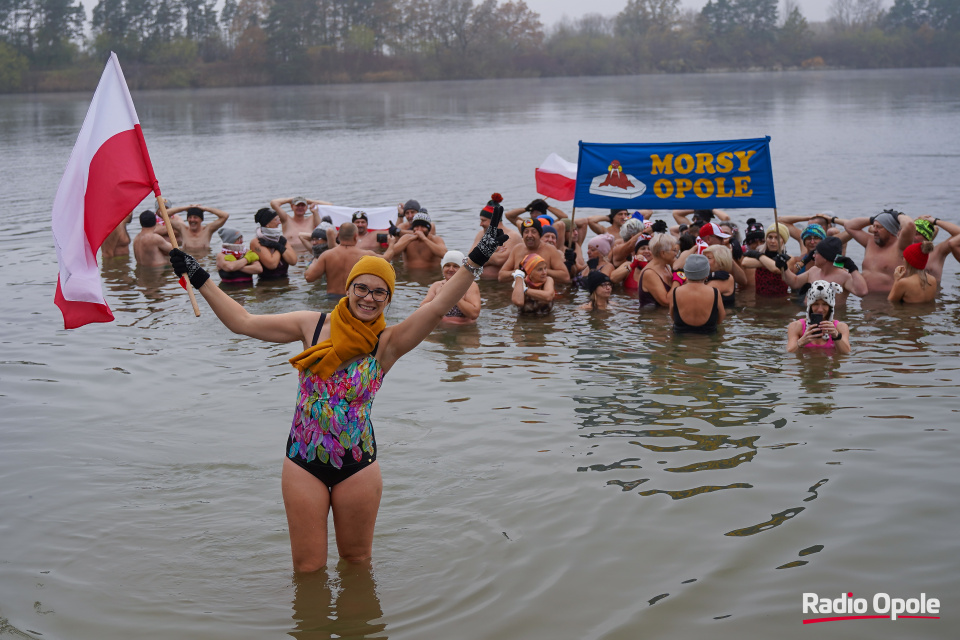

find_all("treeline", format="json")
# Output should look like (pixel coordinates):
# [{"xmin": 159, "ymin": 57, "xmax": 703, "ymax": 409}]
[{"xmin": 1, "ymin": 0, "xmax": 958, "ymax": 92}]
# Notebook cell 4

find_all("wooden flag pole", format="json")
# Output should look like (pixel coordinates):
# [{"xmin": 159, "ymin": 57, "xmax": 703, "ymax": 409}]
[
  {"xmin": 773, "ymin": 207, "xmax": 781, "ymax": 252},
  {"xmin": 155, "ymin": 197, "xmax": 201, "ymax": 317},
  {"xmin": 567, "ymin": 205, "xmax": 577, "ymax": 249}
]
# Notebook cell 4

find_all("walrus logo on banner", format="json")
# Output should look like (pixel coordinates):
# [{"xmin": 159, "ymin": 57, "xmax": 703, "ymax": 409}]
[
  {"xmin": 589, "ymin": 160, "xmax": 646, "ymax": 199},
  {"xmin": 575, "ymin": 137, "xmax": 776, "ymax": 210}
]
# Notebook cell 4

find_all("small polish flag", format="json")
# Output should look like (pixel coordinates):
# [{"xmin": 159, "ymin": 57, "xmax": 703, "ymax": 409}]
[
  {"xmin": 535, "ymin": 153, "xmax": 577, "ymax": 201},
  {"xmin": 52, "ymin": 53, "xmax": 161, "ymax": 329}
]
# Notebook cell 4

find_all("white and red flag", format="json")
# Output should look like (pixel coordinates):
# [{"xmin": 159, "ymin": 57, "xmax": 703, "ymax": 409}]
[
  {"xmin": 535, "ymin": 153, "xmax": 577, "ymax": 201},
  {"xmin": 52, "ymin": 52, "xmax": 161, "ymax": 329}
]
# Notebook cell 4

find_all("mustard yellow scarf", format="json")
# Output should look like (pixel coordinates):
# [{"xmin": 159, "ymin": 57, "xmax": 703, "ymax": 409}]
[{"xmin": 289, "ymin": 297, "xmax": 385, "ymax": 379}]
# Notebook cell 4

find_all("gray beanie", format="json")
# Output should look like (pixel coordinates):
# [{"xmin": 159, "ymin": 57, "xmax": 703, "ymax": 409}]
[
  {"xmin": 218, "ymin": 227, "xmax": 242, "ymax": 244},
  {"xmin": 684, "ymin": 254, "xmax": 710, "ymax": 281}
]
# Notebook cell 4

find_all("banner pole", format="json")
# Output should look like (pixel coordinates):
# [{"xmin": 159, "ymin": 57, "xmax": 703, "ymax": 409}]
[
  {"xmin": 156, "ymin": 197, "xmax": 201, "ymax": 317},
  {"xmin": 567, "ymin": 205, "xmax": 577, "ymax": 249},
  {"xmin": 773, "ymin": 207, "xmax": 781, "ymax": 252}
]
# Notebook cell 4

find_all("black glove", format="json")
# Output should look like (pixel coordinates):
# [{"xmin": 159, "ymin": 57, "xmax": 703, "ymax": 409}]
[
  {"xmin": 773, "ymin": 253, "xmax": 790, "ymax": 271},
  {"xmin": 744, "ymin": 249, "xmax": 762, "ymax": 260},
  {"xmin": 651, "ymin": 219, "xmax": 668, "ymax": 234},
  {"xmin": 564, "ymin": 247, "xmax": 577, "ymax": 268},
  {"xmin": 587, "ymin": 257, "xmax": 599, "ymax": 271},
  {"xmin": 388, "ymin": 221, "xmax": 401, "ymax": 237},
  {"xmin": 258, "ymin": 235, "xmax": 287, "ymax": 252},
  {"xmin": 731, "ymin": 242, "xmax": 743, "ymax": 262},
  {"xmin": 801, "ymin": 251, "xmax": 815, "ymax": 266},
  {"xmin": 170, "ymin": 248, "xmax": 209, "ymax": 289},
  {"xmin": 710, "ymin": 270, "xmax": 730, "ymax": 281},
  {"xmin": 467, "ymin": 194, "xmax": 509, "ymax": 266},
  {"xmin": 836, "ymin": 255, "xmax": 858, "ymax": 272},
  {"xmin": 868, "ymin": 215, "xmax": 876, "ymax": 225}
]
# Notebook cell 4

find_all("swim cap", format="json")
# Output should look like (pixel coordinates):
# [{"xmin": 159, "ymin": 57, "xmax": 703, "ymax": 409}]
[
  {"xmin": 255, "ymin": 207, "xmax": 277, "ymax": 227},
  {"xmin": 801, "ymin": 224, "xmax": 827, "ymax": 240},
  {"xmin": 520, "ymin": 252, "xmax": 546, "ymax": 274},
  {"xmin": 805, "ymin": 280, "xmax": 842, "ymax": 322},
  {"xmin": 218, "ymin": 227, "xmax": 242, "ymax": 244},
  {"xmin": 346, "ymin": 256, "xmax": 396, "ymax": 298},
  {"xmin": 903, "ymin": 242, "xmax": 929, "ymax": 270},
  {"xmin": 441, "ymin": 250, "xmax": 464, "ymax": 268},
  {"xmin": 914, "ymin": 219, "xmax": 935, "ymax": 241}
]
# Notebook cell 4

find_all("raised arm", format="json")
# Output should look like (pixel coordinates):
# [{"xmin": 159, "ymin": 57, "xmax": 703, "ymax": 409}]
[
  {"xmin": 504, "ymin": 207, "xmax": 527, "ymax": 231},
  {"xmin": 381, "ymin": 199, "xmax": 507, "ymax": 368},
  {"xmin": 270, "ymin": 198, "xmax": 292, "ymax": 223},
  {"xmin": 203, "ymin": 206, "xmax": 230, "ymax": 236},
  {"xmin": 844, "ymin": 217, "xmax": 872, "ymax": 247},
  {"xmin": 304, "ymin": 253, "xmax": 327, "ymax": 283},
  {"xmin": 895, "ymin": 212, "xmax": 916, "ymax": 250},
  {"xmin": 172, "ymin": 250, "xmax": 314, "ymax": 344}
]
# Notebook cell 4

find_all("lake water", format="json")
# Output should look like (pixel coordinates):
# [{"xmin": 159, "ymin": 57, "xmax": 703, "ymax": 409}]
[{"xmin": 1, "ymin": 69, "xmax": 959, "ymax": 640}]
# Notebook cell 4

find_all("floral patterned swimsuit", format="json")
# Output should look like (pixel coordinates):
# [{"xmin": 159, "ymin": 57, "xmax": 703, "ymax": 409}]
[{"xmin": 286, "ymin": 314, "xmax": 384, "ymax": 488}]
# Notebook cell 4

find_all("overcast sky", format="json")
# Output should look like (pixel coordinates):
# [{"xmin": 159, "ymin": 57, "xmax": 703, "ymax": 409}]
[{"xmin": 525, "ymin": 0, "xmax": 836, "ymax": 26}]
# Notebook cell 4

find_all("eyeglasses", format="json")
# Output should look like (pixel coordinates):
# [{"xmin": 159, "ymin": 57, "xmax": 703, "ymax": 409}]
[{"xmin": 352, "ymin": 282, "xmax": 390, "ymax": 302}]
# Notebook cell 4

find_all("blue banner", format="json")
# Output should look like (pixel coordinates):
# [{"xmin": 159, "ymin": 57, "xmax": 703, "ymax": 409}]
[{"xmin": 574, "ymin": 137, "xmax": 776, "ymax": 210}]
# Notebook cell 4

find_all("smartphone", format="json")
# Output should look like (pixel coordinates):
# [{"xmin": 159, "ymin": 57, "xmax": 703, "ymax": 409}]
[
  {"xmin": 377, "ymin": 233, "xmax": 388, "ymax": 244},
  {"xmin": 809, "ymin": 312, "xmax": 824, "ymax": 333}
]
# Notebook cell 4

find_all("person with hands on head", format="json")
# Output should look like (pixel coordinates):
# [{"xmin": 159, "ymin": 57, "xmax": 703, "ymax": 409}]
[
  {"xmin": 167, "ymin": 195, "xmax": 508, "ymax": 573},
  {"xmin": 844, "ymin": 209, "xmax": 916, "ymax": 293},
  {"xmin": 505, "ymin": 198, "xmax": 569, "ymax": 244},
  {"xmin": 910, "ymin": 215, "xmax": 960, "ymax": 282},
  {"xmin": 381, "ymin": 212, "xmax": 447, "ymax": 270},
  {"xmin": 611, "ymin": 235, "xmax": 653, "ymax": 292},
  {"xmin": 269, "ymin": 195, "xmax": 330, "ymax": 253},
  {"xmin": 216, "ymin": 227, "xmax": 262, "ymax": 284},
  {"xmin": 298, "ymin": 218, "xmax": 337, "ymax": 261},
  {"xmin": 511, "ymin": 253, "xmax": 555, "ymax": 315},
  {"xmin": 497, "ymin": 215, "xmax": 570, "ymax": 284},
  {"xmin": 787, "ymin": 281, "xmax": 850, "ymax": 353},
  {"xmin": 889, "ymin": 241, "xmax": 938, "ymax": 304},
  {"xmin": 251, "ymin": 208, "xmax": 299, "ymax": 281},
  {"xmin": 164, "ymin": 204, "xmax": 230, "ymax": 252},
  {"xmin": 419, "ymin": 250, "xmax": 481, "ymax": 324}
]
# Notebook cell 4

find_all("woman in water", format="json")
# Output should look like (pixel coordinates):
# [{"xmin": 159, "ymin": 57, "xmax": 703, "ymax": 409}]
[
  {"xmin": 889, "ymin": 241, "xmax": 938, "ymax": 304},
  {"xmin": 638, "ymin": 233, "xmax": 680, "ymax": 308},
  {"xmin": 169, "ymin": 196, "xmax": 508, "ymax": 572},
  {"xmin": 511, "ymin": 252, "xmax": 555, "ymax": 315},
  {"xmin": 669, "ymin": 254, "xmax": 725, "ymax": 334},
  {"xmin": 250, "ymin": 207, "xmax": 299, "ymax": 281},
  {"xmin": 579, "ymin": 270, "xmax": 613, "ymax": 311},
  {"xmin": 787, "ymin": 280, "xmax": 851, "ymax": 353},
  {"xmin": 420, "ymin": 250, "xmax": 482, "ymax": 323},
  {"xmin": 215, "ymin": 227, "xmax": 262, "ymax": 285}
]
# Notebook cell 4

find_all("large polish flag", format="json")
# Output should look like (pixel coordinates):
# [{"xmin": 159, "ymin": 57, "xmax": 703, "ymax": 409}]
[
  {"xmin": 52, "ymin": 53, "xmax": 160, "ymax": 329},
  {"xmin": 535, "ymin": 153, "xmax": 577, "ymax": 201}
]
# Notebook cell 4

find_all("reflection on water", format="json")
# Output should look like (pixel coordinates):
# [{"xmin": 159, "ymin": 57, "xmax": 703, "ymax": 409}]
[{"xmin": 290, "ymin": 563, "xmax": 386, "ymax": 640}]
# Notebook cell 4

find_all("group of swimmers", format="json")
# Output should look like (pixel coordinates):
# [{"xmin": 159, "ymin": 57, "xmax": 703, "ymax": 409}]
[
  {"xmin": 152, "ymin": 192, "xmax": 957, "ymax": 573},
  {"xmin": 104, "ymin": 193, "xmax": 960, "ymax": 354}
]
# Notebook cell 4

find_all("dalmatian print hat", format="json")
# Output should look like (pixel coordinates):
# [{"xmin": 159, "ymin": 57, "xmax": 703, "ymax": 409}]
[{"xmin": 806, "ymin": 280, "xmax": 844, "ymax": 322}]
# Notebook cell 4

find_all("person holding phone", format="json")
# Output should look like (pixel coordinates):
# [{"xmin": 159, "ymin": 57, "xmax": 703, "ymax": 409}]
[{"xmin": 787, "ymin": 280, "xmax": 851, "ymax": 353}]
